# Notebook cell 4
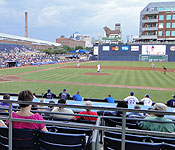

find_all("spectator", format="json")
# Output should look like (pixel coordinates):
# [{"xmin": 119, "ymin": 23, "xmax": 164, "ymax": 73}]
[
  {"xmin": 127, "ymin": 105, "xmax": 145, "ymax": 118},
  {"xmin": 43, "ymin": 89, "xmax": 56, "ymax": 99},
  {"xmin": 75, "ymin": 101, "xmax": 98, "ymax": 121},
  {"xmin": 166, "ymin": 95, "xmax": 175, "ymax": 107},
  {"xmin": 146, "ymin": 107, "xmax": 155, "ymax": 117},
  {"xmin": 59, "ymin": 89, "xmax": 71, "ymax": 100},
  {"xmin": 124, "ymin": 92, "xmax": 139, "ymax": 105},
  {"xmin": 73, "ymin": 91, "xmax": 82, "ymax": 101},
  {"xmin": 140, "ymin": 94, "xmax": 153, "ymax": 106},
  {"xmin": 6, "ymin": 90, "xmax": 48, "ymax": 132},
  {"xmin": 0, "ymin": 94, "xmax": 11, "ymax": 112},
  {"xmin": 104, "ymin": 94, "xmax": 115, "ymax": 103},
  {"xmin": 139, "ymin": 103, "xmax": 175, "ymax": 132},
  {"xmin": 51, "ymin": 99, "xmax": 74, "ymax": 120},
  {"xmin": 97, "ymin": 101, "xmax": 128, "ymax": 127}
]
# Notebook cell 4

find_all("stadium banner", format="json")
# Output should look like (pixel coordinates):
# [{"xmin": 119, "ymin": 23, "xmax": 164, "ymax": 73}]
[
  {"xmin": 131, "ymin": 46, "xmax": 139, "ymax": 51},
  {"xmin": 93, "ymin": 46, "xmax": 99, "ymax": 55},
  {"xmin": 112, "ymin": 46, "xmax": 119, "ymax": 51},
  {"xmin": 103, "ymin": 46, "xmax": 110, "ymax": 51},
  {"xmin": 121, "ymin": 46, "xmax": 129, "ymax": 51},
  {"xmin": 142, "ymin": 45, "xmax": 166, "ymax": 55}
]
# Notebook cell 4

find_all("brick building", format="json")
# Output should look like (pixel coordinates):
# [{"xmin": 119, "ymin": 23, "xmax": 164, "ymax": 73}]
[
  {"xmin": 56, "ymin": 36, "xmax": 85, "ymax": 48},
  {"xmin": 138, "ymin": 2, "xmax": 175, "ymax": 42}
]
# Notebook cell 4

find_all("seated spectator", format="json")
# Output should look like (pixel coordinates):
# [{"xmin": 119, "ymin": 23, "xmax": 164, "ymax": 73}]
[
  {"xmin": 124, "ymin": 92, "xmax": 139, "ymax": 105},
  {"xmin": 58, "ymin": 89, "xmax": 71, "ymax": 100},
  {"xmin": 127, "ymin": 105, "xmax": 145, "ymax": 118},
  {"xmin": 73, "ymin": 91, "xmax": 82, "ymax": 101},
  {"xmin": 6, "ymin": 90, "xmax": 48, "ymax": 132},
  {"xmin": 166, "ymin": 95, "xmax": 175, "ymax": 107},
  {"xmin": 51, "ymin": 99, "xmax": 74, "ymax": 120},
  {"xmin": 104, "ymin": 94, "xmax": 115, "ymax": 103},
  {"xmin": 75, "ymin": 101, "xmax": 98, "ymax": 121},
  {"xmin": 140, "ymin": 94, "xmax": 153, "ymax": 106},
  {"xmin": 139, "ymin": 103, "xmax": 175, "ymax": 133},
  {"xmin": 0, "ymin": 94, "xmax": 11, "ymax": 112},
  {"xmin": 43, "ymin": 89, "xmax": 56, "ymax": 99},
  {"xmin": 146, "ymin": 107, "xmax": 155, "ymax": 117},
  {"xmin": 97, "ymin": 101, "xmax": 128, "ymax": 126}
]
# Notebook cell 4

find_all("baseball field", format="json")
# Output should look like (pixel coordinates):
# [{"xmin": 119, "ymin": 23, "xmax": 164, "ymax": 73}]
[{"xmin": 0, "ymin": 61, "xmax": 175, "ymax": 103}]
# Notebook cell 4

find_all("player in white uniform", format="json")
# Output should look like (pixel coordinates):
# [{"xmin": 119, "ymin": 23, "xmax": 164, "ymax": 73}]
[
  {"xmin": 151, "ymin": 63, "xmax": 155, "ymax": 68},
  {"xmin": 140, "ymin": 94, "xmax": 153, "ymax": 106},
  {"xmin": 124, "ymin": 92, "xmax": 139, "ymax": 105},
  {"xmin": 97, "ymin": 63, "xmax": 101, "ymax": 72}
]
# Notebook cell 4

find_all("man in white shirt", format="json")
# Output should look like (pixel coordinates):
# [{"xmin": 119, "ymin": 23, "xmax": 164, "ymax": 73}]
[
  {"xmin": 124, "ymin": 92, "xmax": 139, "ymax": 105},
  {"xmin": 51, "ymin": 99, "xmax": 74, "ymax": 120},
  {"xmin": 140, "ymin": 94, "xmax": 153, "ymax": 106}
]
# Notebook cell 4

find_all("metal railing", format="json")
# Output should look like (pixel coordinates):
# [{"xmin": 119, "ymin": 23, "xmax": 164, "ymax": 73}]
[{"xmin": 0, "ymin": 99, "xmax": 175, "ymax": 150}]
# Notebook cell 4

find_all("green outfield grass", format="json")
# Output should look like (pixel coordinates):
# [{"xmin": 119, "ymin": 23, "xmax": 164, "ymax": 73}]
[{"xmin": 0, "ymin": 61, "xmax": 175, "ymax": 103}]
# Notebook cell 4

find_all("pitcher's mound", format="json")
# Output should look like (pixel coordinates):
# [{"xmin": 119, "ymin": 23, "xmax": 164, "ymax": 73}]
[{"xmin": 82, "ymin": 72, "xmax": 111, "ymax": 76}]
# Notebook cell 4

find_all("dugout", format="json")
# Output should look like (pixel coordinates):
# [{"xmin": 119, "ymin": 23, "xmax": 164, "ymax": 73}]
[{"xmin": 7, "ymin": 61, "xmax": 17, "ymax": 67}]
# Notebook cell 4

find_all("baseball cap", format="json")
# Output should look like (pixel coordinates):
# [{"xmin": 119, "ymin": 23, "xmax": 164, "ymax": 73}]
[
  {"xmin": 145, "ymin": 94, "xmax": 149, "ymax": 98},
  {"xmin": 172, "ymin": 95, "xmax": 175, "ymax": 98},
  {"xmin": 47, "ymin": 89, "xmax": 51, "ymax": 92},
  {"xmin": 85, "ymin": 101, "xmax": 92, "ymax": 106},
  {"xmin": 130, "ymin": 92, "xmax": 134, "ymax": 95},
  {"xmin": 63, "ymin": 89, "xmax": 66, "ymax": 91},
  {"xmin": 154, "ymin": 103, "xmax": 167, "ymax": 111}
]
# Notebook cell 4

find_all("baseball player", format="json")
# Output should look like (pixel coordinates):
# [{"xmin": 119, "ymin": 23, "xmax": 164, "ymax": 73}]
[
  {"xmin": 97, "ymin": 63, "xmax": 101, "ymax": 72},
  {"xmin": 140, "ymin": 94, "xmax": 153, "ymax": 106},
  {"xmin": 124, "ymin": 92, "xmax": 139, "ymax": 105}
]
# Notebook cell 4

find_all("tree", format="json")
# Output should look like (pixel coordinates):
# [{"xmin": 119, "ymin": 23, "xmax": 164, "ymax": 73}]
[{"xmin": 74, "ymin": 46, "xmax": 83, "ymax": 50}]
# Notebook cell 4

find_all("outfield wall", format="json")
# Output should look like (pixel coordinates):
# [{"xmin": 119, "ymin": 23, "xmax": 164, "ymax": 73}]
[{"xmin": 93, "ymin": 44, "xmax": 175, "ymax": 62}]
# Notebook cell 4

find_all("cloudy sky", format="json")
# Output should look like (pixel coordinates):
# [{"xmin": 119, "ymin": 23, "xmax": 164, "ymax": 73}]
[{"xmin": 0, "ymin": 0, "xmax": 172, "ymax": 43}]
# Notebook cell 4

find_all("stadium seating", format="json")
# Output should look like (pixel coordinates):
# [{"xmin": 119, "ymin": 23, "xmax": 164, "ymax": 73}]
[{"xmin": 38, "ymin": 130, "xmax": 86, "ymax": 150}]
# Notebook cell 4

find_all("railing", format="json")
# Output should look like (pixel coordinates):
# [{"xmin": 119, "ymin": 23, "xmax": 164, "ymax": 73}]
[{"xmin": 0, "ymin": 99, "xmax": 175, "ymax": 150}]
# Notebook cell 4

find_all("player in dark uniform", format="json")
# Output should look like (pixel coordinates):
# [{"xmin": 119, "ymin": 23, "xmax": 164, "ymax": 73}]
[
  {"xmin": 163, "ymin": 66, "xmax": 167, "ymax": 75},
  {"xmin": 58, "ymin": 89, "xmax": 71, "ymax": 100},
  {"xmin": 167, "ymin": 95, "xmax": 175, "ymax": 107},
  {"xmin": 43, "ymin": 89, "xmax": 56, "ymax": 99}
]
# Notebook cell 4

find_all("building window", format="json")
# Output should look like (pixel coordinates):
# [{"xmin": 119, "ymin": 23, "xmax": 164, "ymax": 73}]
[
  {"xmin": 172, "ymin": 23, "xmax": 175, "ymax": 28},
  {"xmin": 159, "ymin": 23, "xmax": 164, "ymax": 28},
  {"xmin": 166, "ymin": 23, "xmax": 171, "ymax": 28},
  {"xmin": 166, "ymin": 31, "xmax": 170, "ymax": 36},
  {"xmin": 158, "ymin": 31, "xmax": 163, "ymax": 36},
  {"xmin": 148, "ymin": 16, "xmax": 152, "ymax": 19},
  {"xmin": 172, "ymin": 15, "xmax": 175, "ymax": 20},
  {"xmin": 159, "ymin": 7, "xmax": 164, "ymax": 11},
  {"xmin": 147, "ymin": 32, "xmax": 151, "ymax": 35},
  {"xmin": 166, "ymin": 15, "xmax": 171, "ymax": 20},
  {"xmin": 159, "ymin": 15, "xmax": 164, "ymax": 20},
  {"xmin": 172, "ymin": 31, "xmax": 175, "ymax": 36}
]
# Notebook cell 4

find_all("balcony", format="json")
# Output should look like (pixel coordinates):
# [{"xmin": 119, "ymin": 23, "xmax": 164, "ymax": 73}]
[
  {"xmin": 142, "ymin": 27, "xmax": 158, "ymax": 31},
  {"xmin": 142, "ymin": 11, "xmax": 159, "ymax": 15},
  {"xmin": 142, "ymin": 19, "xmax": 158, "ymax": 23},
  {"xmin": 140, "ymin": 35, "xmax": 157, "ymax": 39}
]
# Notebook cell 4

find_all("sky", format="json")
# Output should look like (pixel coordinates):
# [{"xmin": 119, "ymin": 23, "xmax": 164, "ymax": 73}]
[{"xmin": 0, "ymin": 0, "xmax": 172, "ymax": 43}]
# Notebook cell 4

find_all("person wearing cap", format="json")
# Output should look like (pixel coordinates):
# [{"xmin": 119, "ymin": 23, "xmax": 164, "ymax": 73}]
[
  {"xmin": 51, "ymin": 99, "xmax": 74, "ymax": 120},
  {"xmin": 104, "ymin": 94, "xmax": 115, "ymax": 103},
  {"xmin": 139, "ymin": 103, "xmax": 175, "ymax": 132},
  {"xmin": 166, "ymin": 95, "xmax": 175, "ymax": 107},
  {"xmin": 140, "ymin": 94, "xmax": 153, "ymax": 106},
  {"xmin": 58, "ymin": 89, "xmax": 71, "ymax": 100},
  {"xmin": 123, "ymin": 92, "xmax": 139, "ymax": 105},
  {"xmin": 43, "ymin": 89, "xmax": 56, "ymax": 99},
  {"xmin": 73, "ymin": 91, "xmax": 82, "ymax": 101},
  {"xmin": 74, "ymin": 101, "xmax": 98, "ymax": 121}
]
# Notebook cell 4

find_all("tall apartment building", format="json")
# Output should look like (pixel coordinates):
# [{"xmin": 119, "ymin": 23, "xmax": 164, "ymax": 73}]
[
  {"xmin": 56, "ymin": 36, "xmax": 85, "ymax": 48},
  {"xmin": 139, "ymin": 2, "xmax": 175, "ymax": 42}
]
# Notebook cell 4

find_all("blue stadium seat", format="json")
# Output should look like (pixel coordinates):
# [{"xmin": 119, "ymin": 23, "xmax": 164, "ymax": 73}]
[
  {"xmin": 38, "ymin": 130, "xmax": 86, "ymax": 149},
  {"xmin": 104, "ymin": 136, "xmax": 162, "ymax": 150}
]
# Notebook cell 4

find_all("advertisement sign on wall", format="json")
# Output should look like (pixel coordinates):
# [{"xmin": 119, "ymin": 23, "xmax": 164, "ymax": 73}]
[
  {"xmin": 112, "ymin": 46, "xmax": 119, "ymax": 51},
  {"xmin": 121, "ymin": 46, "xmax": 129, "ymax": 51},
  {"xmin": 103, "ymin": 46, "xmax": 110, "ymax": 51},
  {"xmin": 131, "ymin": 46, "xmax": 139, "ymax": 51},
  {"xmin": 142, "ymin": 45, "xmax": 166, "ymax": 55},
  {"xmin": 170, "ymin": 46, "xmax": 175, "ymax": 51},
  {"xmin": 93, "ymin": 46, "xmax": 98, "ymax": 55}
]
